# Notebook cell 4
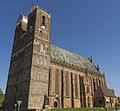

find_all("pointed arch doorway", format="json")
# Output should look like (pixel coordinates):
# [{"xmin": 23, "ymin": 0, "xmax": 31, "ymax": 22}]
[
  {"xmin": 54, "ymin": 101, "xmax": 58, "ymax": 108},
  {"xmin": 54, "ymin": 96, "xmax": 60, "ymax": 108}
]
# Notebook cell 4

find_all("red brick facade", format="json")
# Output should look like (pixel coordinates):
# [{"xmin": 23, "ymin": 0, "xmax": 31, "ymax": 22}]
[
  {"xmin": 48, "ymin": 62, "xmax": 105, "ymax": 108},
  {"xmin": 4, "ymin": 4, "xmax": 117, "ymax": 110}
]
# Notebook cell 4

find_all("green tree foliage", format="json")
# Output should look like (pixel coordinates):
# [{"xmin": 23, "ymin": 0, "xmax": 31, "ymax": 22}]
[{"xmin": 0, "ymin": 88, "xmax": 4, "ymax": 107}]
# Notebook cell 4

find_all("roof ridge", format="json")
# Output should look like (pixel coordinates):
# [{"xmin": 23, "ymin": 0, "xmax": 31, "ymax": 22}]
[
  {"xmin": 50, "ymin": 44, "xmax": 99, "ymax": 73},
  {"xmin": 50, "ymin": 44, "xmax": 87, "ymax": 60}
]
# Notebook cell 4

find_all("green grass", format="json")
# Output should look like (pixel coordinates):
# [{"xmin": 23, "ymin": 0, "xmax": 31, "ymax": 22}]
[{"xmin": 49, "ymin": 107, "xmax": 120, "ymax": 111}]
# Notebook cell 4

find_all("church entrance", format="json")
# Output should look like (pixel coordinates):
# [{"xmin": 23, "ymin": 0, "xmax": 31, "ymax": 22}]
[
  {"xmin": 54, "ymin": 101, "xmax": 58, "ymax": 108},
  {"xmin": 54, "ymin": 96, "xmax": 60, "ymax": 108}
]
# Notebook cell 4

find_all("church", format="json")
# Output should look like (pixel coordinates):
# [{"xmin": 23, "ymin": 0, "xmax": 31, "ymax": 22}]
[{"xmin": 4, "ymin": 4, "xmax": 117, "ymax": 110}]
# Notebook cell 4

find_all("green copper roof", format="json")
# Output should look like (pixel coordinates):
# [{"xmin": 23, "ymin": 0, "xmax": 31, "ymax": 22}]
[{"xmin": 50, "ymin": 45, "xmax": 99, "ymax": 73}]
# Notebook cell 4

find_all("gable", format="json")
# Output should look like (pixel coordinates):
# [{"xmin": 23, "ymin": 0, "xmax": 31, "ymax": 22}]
[
  {"xmin": 94, "ymin": 86, "xmax": 104, "ymax": 97},
  {"xmin": 95, "ymin": 85, "xmax": 116, "ymax": 98}
]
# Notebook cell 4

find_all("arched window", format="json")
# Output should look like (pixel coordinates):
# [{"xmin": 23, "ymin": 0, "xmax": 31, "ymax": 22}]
[
  {"xmin": 75, "ymin": 74, "xmax": 78, "ymax": 97},
  {"xmin": 71, "ymin": 73, "xmax": 74, "ymax": 108},
  {"xmin": 54, "ymin": 101, "xmax": 57, "ymax": 108},
  {"xmin": 87, "ymin": 96, "xmax": 90, "ymax": 103},
  {"xmin": 99, "ymin": 79, "xmax": 101, "ymax": 85},
  {"xmin": 96, "ymin": 78, "xmax": 98, "ymax": 88},
  {"xmin": 40, "ymin": 43, "xmax": 44, "ymax": 53},
  {"xmin": 93, "ymin": 78, "xmax": 96, "ymax": 92},
  {"xmin": 55, "ymin": 69, "xmax": 59, "ymax": 94},
  {"xmin": 28, "ymin": 16, "xmax": 33, "ymax": 29},
  {"xmin": 87, "ymin": 96, "xmax": 90, "ymax": 107},
  {"xmin": 87, "ymin": 87, "xmax": 90, "ymax": 93},
  {"xmin": 42, "ymin": 16, "xmax": 46, "ymax": 26},
  {"xmin": 66, "ymin": 71, "xmax": 69, "ymax": 96}
]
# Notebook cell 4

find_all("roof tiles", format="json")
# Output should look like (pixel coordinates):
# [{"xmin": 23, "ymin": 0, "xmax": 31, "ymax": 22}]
[{"xmin": 50, "ymin": 45, "xmax": 99, "ymax": 73}]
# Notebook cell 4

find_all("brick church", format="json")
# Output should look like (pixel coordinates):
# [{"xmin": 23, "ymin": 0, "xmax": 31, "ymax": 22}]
[{"xmin": 4, "ymin": 4, "xmax": 117, "ymax": 110}]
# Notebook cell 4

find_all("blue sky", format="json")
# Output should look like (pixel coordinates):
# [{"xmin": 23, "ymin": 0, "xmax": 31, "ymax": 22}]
[{"xmin": 0, "ymin": 0, "xmax": 120, "ymax": 96}]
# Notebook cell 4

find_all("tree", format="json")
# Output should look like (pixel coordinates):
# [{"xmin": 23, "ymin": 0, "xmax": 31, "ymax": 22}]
[{"xmin": 0, "ymin": 88, "xmax": 4, "ymax": 107}]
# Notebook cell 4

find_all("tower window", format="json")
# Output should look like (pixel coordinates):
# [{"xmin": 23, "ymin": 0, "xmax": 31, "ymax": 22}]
[
  {"xmin": 28, "ymin": 16, "xmax": 33, "ymax": 29},
  {"xmin": 99, "ymin": 79, "xmax": 101, "ymax": 85},
  {"xmin": 40, "ymin": 43, "xmax": 44, "ymax": 53},
  {"xmin": 41, "ymin": 16, "xmax": 46, "ymax": 27}
]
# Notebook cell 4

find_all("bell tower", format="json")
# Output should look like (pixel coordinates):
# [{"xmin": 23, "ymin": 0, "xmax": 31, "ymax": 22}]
[
  {"xmin": 27, "ymin": 4, "xmax": 51, "ymax": 109},
  {"xmin": 28, "ymin": 4, "xmax": 51, "ymax": 53},
  {"xmin": 4, "ymin": 4, "xmax": 51, "ymax": 110}
]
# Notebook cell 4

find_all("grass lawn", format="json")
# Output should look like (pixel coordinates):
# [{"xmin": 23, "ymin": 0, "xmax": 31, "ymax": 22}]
[{"xmin": 49, "ymin": 107, "xmax": 120, "ymax": 111}]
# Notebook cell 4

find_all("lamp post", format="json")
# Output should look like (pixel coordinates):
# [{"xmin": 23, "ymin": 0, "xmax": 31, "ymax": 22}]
[
  {"xmin": 14, "ymin": 104, "xmax": 17, "ymax": 111},
  {"xmin": 17, "ymin": 100, "xmax": 22, "ymax": 111}
]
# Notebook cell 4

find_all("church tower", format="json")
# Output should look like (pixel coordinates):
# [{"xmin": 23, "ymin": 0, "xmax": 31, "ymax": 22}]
[
  {"xmin": 27, "ymin": 4, "xmax": 51, "ymax": 109},
  {"xmin": 4, "ymin": 4, "xmax": 51, "ymax": 110}
]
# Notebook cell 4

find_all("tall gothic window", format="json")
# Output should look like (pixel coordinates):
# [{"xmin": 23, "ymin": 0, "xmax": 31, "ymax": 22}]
[
  {"xmin": 87, "ymin": 96, "xmax": 90, "ymax": 107},
  {"xmin": 66, "ymin": 71, "xmax": 69, "ymax": 97},
  {"xmin": 96, "ymin": 78, "xmax": 98, "ymax": 89},
  {"xmin": 87, "ymin": 96, "xmax": 90, "ymax": 103},
  {"xmin": 93, "ymin": 78, "xmax": 96, "ymax": 92},
  {"xmin": 71, "ymin": 72, "xmax": 74, "ymax": 108},
  {"xmin": 55, "ymin": 69, "xmax": 59, "ymax": 94},
  {"xmin": 87, "ymin": 86, "xmax": 90, "ymax": 93},
  {"xmin": 99, "ymin": 79, "xmax": 101, "ymax": 85},
  {"xmin": 75, "ymin": 74, "xmax": 78, "ymax": 98}
]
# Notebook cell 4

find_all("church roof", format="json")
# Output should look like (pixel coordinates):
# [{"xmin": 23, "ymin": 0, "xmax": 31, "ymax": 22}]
[
  {"xmin": 50, "ymin": 45, "xmax": 99, "ymax": 73},
  {"xmin": 100, "ymin": 85, "xmax": 116, "ymax": 97},
  {"xmin": 94, "ymin": 85, "xmax": 116, "ymax": 98}
]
